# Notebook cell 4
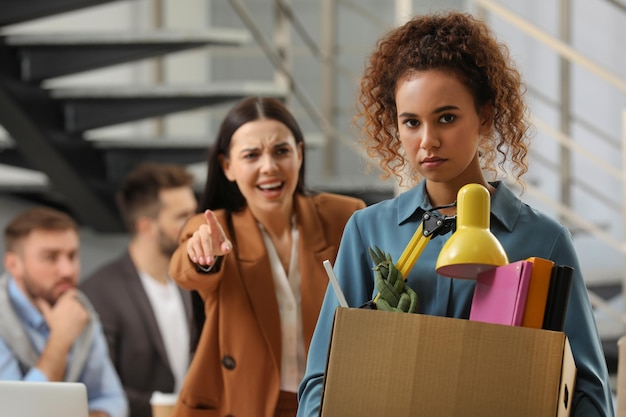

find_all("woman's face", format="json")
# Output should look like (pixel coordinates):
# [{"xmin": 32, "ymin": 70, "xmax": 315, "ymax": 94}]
[
  {"xmin": 221, "ymin": 118, "xmax": 303, "ymax": 215},
  {"xmin": 395, "ymin": 70, "xmax": 491, "ymax": 187}
]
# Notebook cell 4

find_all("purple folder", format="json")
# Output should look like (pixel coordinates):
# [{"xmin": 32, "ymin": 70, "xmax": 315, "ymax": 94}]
[{"xmin": 469, "ymin": 260, "xmax": 533, "ymax": 326}]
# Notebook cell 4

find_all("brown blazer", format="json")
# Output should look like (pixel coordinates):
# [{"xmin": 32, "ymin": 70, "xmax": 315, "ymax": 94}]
[
  {"xmin": 81, "ymin": 252, "xmax": 198, "ymax": 417},
  {"xmin": 169, "ymin": 192, "xmax": 365, "ymax": 417}
]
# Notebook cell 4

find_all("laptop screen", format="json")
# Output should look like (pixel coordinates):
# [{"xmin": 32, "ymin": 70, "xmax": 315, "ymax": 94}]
[{"xmin": 0, "ymin": 380, "xmax": 89, "ymax": 417}]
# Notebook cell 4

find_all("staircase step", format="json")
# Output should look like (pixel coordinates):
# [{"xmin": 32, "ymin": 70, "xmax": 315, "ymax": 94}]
[
  {"xmin": 90, "ymin": 137, "xmax": 211, "ymax": 149},
  {"xmin": 90, "ymin": 137, "xmax": 325, "ymax": 149},
  {"xmin": 3, "ymin": 29, "xmax": 251, "ymax": 82},
  {"xmin": 51, "ymin": 81, "xmax": 289, "ymax": 132},
  {"xmin": 0, "ymin": 133, "xmax": 324, "ymax": 151},
  {"xmin": 94, "ymin": 138, "xmax": 209, "ymax": 177},
  {"xmin": 0, "ymin": 164, "xmax": 48, "ymax": 191},
  {"xmin": 0, "ymin": 132, "xmax": 326, "ymax": 186},
  {"xmin": 0, "ymin": 0, "xmax": 126, "ymax": 27}
]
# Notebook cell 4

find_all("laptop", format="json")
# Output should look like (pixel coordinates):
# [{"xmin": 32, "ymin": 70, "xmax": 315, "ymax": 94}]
[{"xmin": 0, "ymin": 380, "xmax": 89, "ymax": 417}]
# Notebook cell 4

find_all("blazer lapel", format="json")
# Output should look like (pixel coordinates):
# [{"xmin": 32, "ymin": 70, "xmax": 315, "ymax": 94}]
[
  {"xmin": 228, "ymin": 197, "xmax": 339, "ymax": 367},
  {"xmin": 294, "ymin": 195, "xmax": 337, "ymax": 350},
  {"xmin": 229, "ymin": 209, "xmax": 282, "ymax": 371},
  {"xmin": 121, "ymin": 253, "xmax": 172, "ymax": 371}
]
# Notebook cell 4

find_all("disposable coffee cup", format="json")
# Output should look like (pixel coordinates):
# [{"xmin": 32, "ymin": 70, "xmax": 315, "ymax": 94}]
[{"xmin": 150, "ymin": 392, "xmax": 178, "ymax": 417}]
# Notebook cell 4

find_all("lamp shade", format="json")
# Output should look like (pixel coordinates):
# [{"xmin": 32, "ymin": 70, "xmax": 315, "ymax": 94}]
[{"xmin": 435, "ymin": 183, "xmax": 508, "ymax": 279}]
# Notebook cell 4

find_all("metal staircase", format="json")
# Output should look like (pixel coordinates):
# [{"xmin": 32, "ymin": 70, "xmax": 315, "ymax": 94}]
[
  {"xmin": 0, "ymin": 0, "xmax": 128, "ymax": 26},
  {"xmin": 0, "ymin": 0, "xmax": 287, "ymax": 232}
]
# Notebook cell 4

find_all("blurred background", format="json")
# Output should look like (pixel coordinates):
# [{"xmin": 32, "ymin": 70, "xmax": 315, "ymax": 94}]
[{"xmin": 0, "ymin": 0, "xmax": 624, "ymax": 394}]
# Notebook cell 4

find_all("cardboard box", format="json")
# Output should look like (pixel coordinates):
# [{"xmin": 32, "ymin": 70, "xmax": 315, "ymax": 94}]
[
  {"xmin": 320, "ymin": 308, "xmax": 576, "ymax": 417},
  {"xmin": 617, "ymin": 336, "xmax": 626, "ymax": 417}
]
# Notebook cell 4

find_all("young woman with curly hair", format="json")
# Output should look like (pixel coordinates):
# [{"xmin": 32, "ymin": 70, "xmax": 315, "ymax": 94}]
[{"xmin": 297, "ymin": 12, "xmax": 613, "ymax": 417}]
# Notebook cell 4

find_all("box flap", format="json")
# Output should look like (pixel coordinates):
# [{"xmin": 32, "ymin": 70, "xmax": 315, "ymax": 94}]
[
  {"xmin": 556, "ymin": 337, "xmax": 577, "ymax": 417},
  {"xmin": 618, "ymin": 336, "xmax": 626, "ymax": 416}
]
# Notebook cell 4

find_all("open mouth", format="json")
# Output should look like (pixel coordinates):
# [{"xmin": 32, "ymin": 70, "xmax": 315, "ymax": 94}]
[{"xmin": 257, "ymin": 181, "xmax": 284, "ymax": 191}]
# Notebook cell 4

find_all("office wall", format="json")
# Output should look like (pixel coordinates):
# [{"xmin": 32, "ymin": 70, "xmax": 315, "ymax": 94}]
[
  {"xmin": 0, "ymin": 0, "xmax": 625, "ymax": 286},
  {"xmin": 480, "ymin": 0, "xmax": 626, "ymax": 284}
]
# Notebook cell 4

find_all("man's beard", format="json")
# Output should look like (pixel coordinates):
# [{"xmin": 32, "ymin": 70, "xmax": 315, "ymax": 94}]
[
  {"xmin": 157, "ymin": 228, "xmax": 179, "ymax": 258},
  {"xmin": 21, "ymin": 271, "xmax": 74, "ymax": 306}
]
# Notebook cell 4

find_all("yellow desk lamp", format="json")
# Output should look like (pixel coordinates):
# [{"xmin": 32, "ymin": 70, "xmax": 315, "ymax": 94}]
[{"xmin": 396, "ymin": 183, "xmax": 508, "ymax": 281}]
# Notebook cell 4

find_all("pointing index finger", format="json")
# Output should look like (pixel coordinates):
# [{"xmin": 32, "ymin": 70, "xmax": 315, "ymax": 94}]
[{"xmin": 204, "ymin": 210, "xmax": 232, "ymax": 254}]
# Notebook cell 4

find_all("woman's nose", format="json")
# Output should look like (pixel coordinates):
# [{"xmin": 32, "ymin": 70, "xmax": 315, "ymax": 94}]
[
  {"xmin": 421, "ymin": 125, "xmax": 440, "ymax": 149},
  {"xmin": 259, "ymin": 153, "xmax": 278, "ymax": 171}
]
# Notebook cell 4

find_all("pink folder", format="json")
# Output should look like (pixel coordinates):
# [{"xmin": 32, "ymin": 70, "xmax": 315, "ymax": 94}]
[{"xmin": 469, "ymin": 260, "xmax": 533, "ymax": 326}]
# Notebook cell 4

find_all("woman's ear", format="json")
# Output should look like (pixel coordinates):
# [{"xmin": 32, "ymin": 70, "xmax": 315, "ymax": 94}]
[
  {"xmin": 297, "ymin": 142, "xmax": 304, "ymax": 166},
  {"xmin": 479, "ymin": 104, "xmax": 495, "ymax": 135},
  {"xmin": 219, "ymin": 154, "xmax": 235, "ymax": 182}
]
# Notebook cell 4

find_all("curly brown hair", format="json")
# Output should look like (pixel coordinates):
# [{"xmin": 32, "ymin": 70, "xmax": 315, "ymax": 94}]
[{"xmin": 355, "ymin": 12, "xmax": 531, "ymax": 187}]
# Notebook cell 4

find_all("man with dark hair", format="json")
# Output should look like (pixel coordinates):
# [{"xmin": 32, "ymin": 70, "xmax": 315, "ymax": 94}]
[
  {"xmin": 0, "ymin": 206, "xmax": 128, "ymax": 417},
  {"xmin": 81, "ymin": 162, "xmax": 198, "ymax": 417}
]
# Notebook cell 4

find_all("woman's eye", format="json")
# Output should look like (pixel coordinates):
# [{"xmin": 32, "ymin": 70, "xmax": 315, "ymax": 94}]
[
  {"xmin": 440, "ymin": 114, "xmax": 455, "ymax": 124},
  {"xmin": 275, "ymin": 147, "xmax": 290, "ymax": 156},
  {"xmin": 404, "ymin": 119, "xmax": 420, "ymax": 128}
]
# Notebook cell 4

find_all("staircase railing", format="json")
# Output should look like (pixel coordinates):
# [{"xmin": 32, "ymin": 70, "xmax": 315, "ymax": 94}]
[
  {"xmin": 226, "ymin": 0, "xmax": 372, "ymax": 177},
  {"xmin": 473, "ymin": 0, "xmax": 626, "ymax": 328}
]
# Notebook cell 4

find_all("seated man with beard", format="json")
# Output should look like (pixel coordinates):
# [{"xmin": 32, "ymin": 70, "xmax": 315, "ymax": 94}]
[
  {"xmin": 0, "ymin": 206, "xmax": 128, "ymax": 417},
  {"xmin": 81, "ymin": 162, "xmax": 199, "ymax": 417}
]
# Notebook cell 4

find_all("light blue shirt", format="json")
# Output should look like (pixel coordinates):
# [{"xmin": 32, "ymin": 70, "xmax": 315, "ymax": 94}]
[
  {"xmin": 298, "ymin": 181, "xmax": 614, "ymax": 417},
  {"xmin": 0, "ymin": 277, "xmax": 128, "ymax": 417}
]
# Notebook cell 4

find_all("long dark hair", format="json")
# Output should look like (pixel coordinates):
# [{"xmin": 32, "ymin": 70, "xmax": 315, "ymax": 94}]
[{"xmin": 200, "ymin": 96, "xmax": 308, "ymax": 212}]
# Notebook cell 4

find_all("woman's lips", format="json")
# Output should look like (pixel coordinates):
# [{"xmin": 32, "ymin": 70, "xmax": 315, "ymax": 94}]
[
  {"xmin": 257, "ymin": 180, "xmax": 283, "ymax": 190},
  {"xmin": 421, "ymin": 157, "xmax": 446, "ymax": 168}
]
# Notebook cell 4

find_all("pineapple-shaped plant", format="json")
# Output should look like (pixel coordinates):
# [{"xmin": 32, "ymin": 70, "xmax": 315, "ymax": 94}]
[{"xmin": 369, "ymin": 246, "xmax": 418, "ymax": 313}]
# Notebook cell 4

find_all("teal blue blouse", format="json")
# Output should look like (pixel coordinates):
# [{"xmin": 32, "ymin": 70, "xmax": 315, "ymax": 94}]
[{"xmin": 297, "ymin": 181, "xmax": 614, "ymax": 417}]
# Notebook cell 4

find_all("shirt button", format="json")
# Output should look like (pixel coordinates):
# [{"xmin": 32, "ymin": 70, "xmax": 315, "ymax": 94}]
[{"xmin": 221, "ymin": 355, "xmax": 236, "ymax": 370}]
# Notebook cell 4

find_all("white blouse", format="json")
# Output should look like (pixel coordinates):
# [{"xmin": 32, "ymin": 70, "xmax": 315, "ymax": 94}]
[{"xmin": 258, "ymin": 219, "xmax": 304, "ymax": 393}]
